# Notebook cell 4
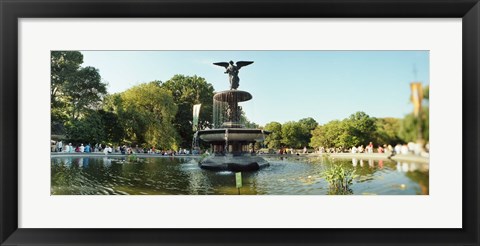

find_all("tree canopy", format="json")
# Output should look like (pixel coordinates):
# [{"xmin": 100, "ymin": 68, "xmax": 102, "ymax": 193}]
[
  {"xmin": 310, "ymin": 112, "xmax": 377, "ymax": 148},
  {"xmin": 51, "ymin": 51, "xmax": 107, "ymax": 137},
  {"xmin": 281, "ymin": 121, "xmax": 307, "ymax": 148},
  {"xmin": 374, "ymin": 117, "xmax": 402, "ymax": 145},
  {"xmin": 113, "ymin": 82, "xmax": 179, "ymax": 149},
  {"xmin": 62, "ymin": 66, "xmax": 106, "ymax": 120},
  {"xmin": 264, "ymin": 121, "xmax": 282, "ymax": 149},
  {"xmin": 160, "ymin": 75, "xmax": 215, "ymax": 148}
]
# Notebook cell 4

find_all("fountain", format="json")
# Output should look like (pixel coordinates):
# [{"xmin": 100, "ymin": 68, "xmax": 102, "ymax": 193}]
[{"xmin": 195, "ymin": 60, "xmax": 270, "ymax": 171}]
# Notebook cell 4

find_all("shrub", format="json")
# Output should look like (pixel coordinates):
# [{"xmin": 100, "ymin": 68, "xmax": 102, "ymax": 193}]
[{"xmin": 322, "ymin": 164, "xmax": 357, "ymax": 195}]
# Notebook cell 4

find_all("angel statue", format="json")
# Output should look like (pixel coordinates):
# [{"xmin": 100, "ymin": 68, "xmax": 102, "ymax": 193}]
[{"xmin": 213, "ymin": 60, "xmax": 254, "ymax": 90}]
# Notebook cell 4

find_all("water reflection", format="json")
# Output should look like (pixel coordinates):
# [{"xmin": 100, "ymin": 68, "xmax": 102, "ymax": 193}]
[{"xmin": 51, "ymin": 156, "xmax": 429, "ymax": 195}]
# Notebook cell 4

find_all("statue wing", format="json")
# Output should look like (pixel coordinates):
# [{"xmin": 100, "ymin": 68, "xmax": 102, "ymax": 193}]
[
  {"xmin": 213, "ymin": 62, "xmax": 230, "ymax": 68},
  {"xmin": 236, "ymin": 61, "xmax": 254, "ymax": 69}
]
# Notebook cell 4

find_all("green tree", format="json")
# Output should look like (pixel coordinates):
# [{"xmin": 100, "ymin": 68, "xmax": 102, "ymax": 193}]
[
  {"xmin": 398, "ymin": 107, "xmax": 429, "ymax": 143},
  {"xmin": 51, "ymin": 51, "xmax": 84, "ymax": 134},
  {"xmin": 65, "ymin": 110, "xmax": 106, "ymax": 144},
  {"xmin": 115, "ymin": 82, "xmax": 179, "ymax": 149},
  {"xmin": 310, "ymin": 112, "xmax": 376, "ymax": 148},
  {"xmin": 298, "ymin": 117, "xmax": 318, "ymax": 147},
  {"xmin": 399, "ymin": 84, "xmax": 429, "ymax": 143},
  {"xmin": 97, "ymin": 109, "xmax": 125, "ymax": 144},
  {"xmin": 423, "ymin": 85, "xmax": 429, "ymax": 100},
  {"xmin": 102, "ymin": 94, "xmax": 126, "ymax": 144},
  {"xmin": 422, "ymin": 107, "xmax": 429, "ymax": 141},
  {"xmin": 281, "ymin": 121, "xmax": 305, "ymax": 148},
  {"xmin": 160, "ymin": 75, "xmax": 215, "ymax": 148},
  {"xmin": 50, "ymin": 51, "xmax": 107, "ymax": 135},
  {"xmin": 65, "ymin": 109, "xmax": 125, "ymax": 145},
  {"xmin": 338, "ymin": 112, "xmax": 376, "ymax": 147},
  {"xmin": 264, "ymin": 122, "xmax": 282, "ymax": 149},
  {"xmin": 374, "ymin": 117, "xmax": 402, "ymax": 145},
  {"xmin": 299, "ymin": 117, "xmax": 318, "ymax": 132},
  {"xmin": 51, "ymin": 51, "xmax": 84, "ymax": 104},
  {"xmin": 398, "ymin": 114, "xmax": 417, "ymax": 143},
  {"xmin": 310, "ymin": 120, "xmax": 343, "ymax": 148},
  {"xmin": 62, "ymin": 66, "xmax": 107, "ymax": 120}
]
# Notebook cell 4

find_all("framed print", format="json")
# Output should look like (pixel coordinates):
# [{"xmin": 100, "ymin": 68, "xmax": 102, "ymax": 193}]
[{"xmin": 1, "ymin": 0, "xmax": 479, "ymax": 245}]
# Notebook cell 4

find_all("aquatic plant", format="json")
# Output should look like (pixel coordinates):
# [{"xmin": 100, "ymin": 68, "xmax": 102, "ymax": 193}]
[
  {"xmin": 198, "ymin": 152, "xmax": 211, "ymax": 162},
  {"xmin": 127, "ymin": 154, "xmax": 138, "ymax": 162},
  {"xmin": 322, "ymin": 164, "xmax": 357, "ymax": 195}
]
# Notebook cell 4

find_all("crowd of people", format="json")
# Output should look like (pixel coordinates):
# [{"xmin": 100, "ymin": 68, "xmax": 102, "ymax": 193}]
[
  {"xmin": 51, "ymin": 139, "xmax": 429, "ymax": 158},
  {"xmin": 51, "ymin": 140, "xmax": 194, "ymax": 156},
  {"xmin": 351, "ymin": 142, "xmax": 387, "ymax": 154},
  {"xmin": 314, "ymin": 141, "xmax": 429, "ymax": 157}
]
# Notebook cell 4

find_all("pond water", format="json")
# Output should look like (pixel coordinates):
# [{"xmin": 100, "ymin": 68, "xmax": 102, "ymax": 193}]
[{"xmin": 51, "ymin": 155, "xmax": 428, "ymax": 195}]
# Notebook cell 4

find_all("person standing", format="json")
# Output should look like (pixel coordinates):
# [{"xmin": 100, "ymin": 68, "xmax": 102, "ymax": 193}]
[
  {"xmin": 368, "ymin": 142, "xmax": 374, "ymax": 153},
  {"xmin": 57, "ymin": 141, "xmax": 63, "ymax": 152}
]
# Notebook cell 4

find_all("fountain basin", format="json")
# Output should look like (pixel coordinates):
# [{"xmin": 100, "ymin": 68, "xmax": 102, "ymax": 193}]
[
  {"xmin": 213, "ymin": 90, "xmax": 252, "ymax": 102},
  {"xmin": 197, "ymin": 128, "xmax": 270, "ymax": 142},
  {"xmin": 200, "ymin": 154, "xmax": 269, "ymax": 171}
]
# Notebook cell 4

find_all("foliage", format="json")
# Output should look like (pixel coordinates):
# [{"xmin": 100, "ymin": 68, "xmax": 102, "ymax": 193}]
[
  {"xmin": 298, "ymin": 117, "xmax": 318, "ymax": 147},
  {"xmin": 264, "ymin": 122, "xmax": 283, "ymax": 149},
  {"xmin": 281, "ymin": 121, "xmax": 306, "ymax": 148},
  {"xmin": 272, "ymin": 118, "xmax": 318, "ymax": 149},
  {"xmin": 423, "ymin": 85, "xmax": 429, "ymax": 100},
  {"xmin": 62, "ymin": 66, "xmax": 107, "ymax": 120},
  {"xmin": 339, "ymin": 112, "xmax": 376, "ymax": 147},
  {"xmin": 310, "ymin": 112, "xmax": 376, "ymax": 148},
  {"xmin": 50, "ymin": 51, "xmax": 107, "ymax": 134},
  {"xmin": 112, "ymin": 82, "xmax": 179, "ymax": 149},
  {"xmin": 399, "ymin": 84, "xmax": 429, "ymax": 143},
  {"xmin": 51, "ymin": 51, "xmax": 84, "ymax": 103},
  {"xmin": 51, "ymin": 107, "xmax": 69, "ymax": 135},
  {"xmin": 65, "ymin": 108, "xmax": 124, "ymax": 146},
  {"xmin": 398, "ymin": 107, "xmax": 429, "ymax": 143},
  {"xmin": 51, "ymin": 51, "xmax": 84, "ymax": 134},
  {"xmin": 160, "ymin": 75, "xmax": 215, "ymax": 148},
  {"xmin": 322, "ymin": 164, "xmax": 357, "ymax": 195},
  {"xmin": 97, "ymin": 109, "xmax": 125, "ymax": 144},
  {"xmin": 65, "ymin": 110, "xmax": 106, "ymax": 144},
  {"xmin": 127, "ymin": 154, "xmax": 140, "ymax": 162},
  {"xmin": 374, "ymin": 117, "xmax": 402, "ymax": 145},
  {"xmin": 310, "ymin": 120, "xmax": 342, "ymax": 148},
  {"xmin": 422, "ymin": 107, "xmax": 429, "ymax": 141}
]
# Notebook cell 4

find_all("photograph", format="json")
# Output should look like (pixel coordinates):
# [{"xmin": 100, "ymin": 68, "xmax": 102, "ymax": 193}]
[
  {"xmin": 2, "ymin": 0, "xmax": 478, "ymax": 244},
  {"xmin": 50, "ymin": 50, "xmax": 430, "ymax": 195}
]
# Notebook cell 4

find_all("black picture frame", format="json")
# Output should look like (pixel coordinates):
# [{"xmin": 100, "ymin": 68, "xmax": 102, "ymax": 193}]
[{"xmin": 1, "ymin": 0, "xmax": 478, "ymax": 245}]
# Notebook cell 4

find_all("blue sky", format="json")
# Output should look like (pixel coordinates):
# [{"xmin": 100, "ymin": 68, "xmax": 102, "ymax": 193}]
[{"xmin": 81, "ymin": 51, "xmax": 429, "ymax": 126}]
